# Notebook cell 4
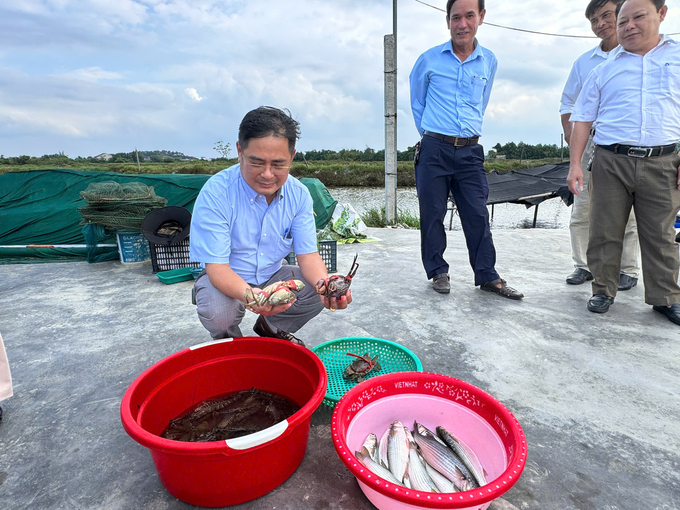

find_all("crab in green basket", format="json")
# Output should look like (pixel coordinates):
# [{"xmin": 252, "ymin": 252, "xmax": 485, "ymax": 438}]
[{"xmin": 343, "ymin": 352, "xmax": 381, "ymax": 383}]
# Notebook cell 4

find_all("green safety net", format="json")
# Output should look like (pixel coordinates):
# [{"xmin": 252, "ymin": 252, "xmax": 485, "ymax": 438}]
[
  {"xmin": 0, "ymin": 169, "xmax": 211, "ymax": 264},
  {"xmin": 1, "ymin": 170, "xmax": 338, "ymax": 264}
]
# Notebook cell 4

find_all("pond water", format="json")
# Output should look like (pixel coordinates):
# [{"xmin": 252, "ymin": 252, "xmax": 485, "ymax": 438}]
[{"xmin": 327, "ymin": 187, "xmax": 571, "ymax": 230}]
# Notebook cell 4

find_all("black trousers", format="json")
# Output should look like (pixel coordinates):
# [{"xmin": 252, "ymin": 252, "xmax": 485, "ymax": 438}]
[{"xmin": 415, "ymin": 135, "xmax": 499, "ymax": 286}]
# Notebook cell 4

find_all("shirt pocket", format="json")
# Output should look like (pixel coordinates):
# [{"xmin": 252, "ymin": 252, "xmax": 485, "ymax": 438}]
[
  {"xmin": 465, "ymin": 75, "xmax": 487, "ymax": 105},
  {"xmin": 278, "ymin": 233, "xmax": 294, "ymax": 260},
  {"xmin": 663, "ymin": 63, "xmax": 680, "ymax": 94}
]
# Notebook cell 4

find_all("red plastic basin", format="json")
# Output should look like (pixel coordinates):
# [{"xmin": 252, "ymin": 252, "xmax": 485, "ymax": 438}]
[
  {"xmin": 332, "ymin": 372, "xmax": 527, "ymax": 510},
  {"xmin": 120, "ymin": 337, "xmax": 327, "ymax": 507}
]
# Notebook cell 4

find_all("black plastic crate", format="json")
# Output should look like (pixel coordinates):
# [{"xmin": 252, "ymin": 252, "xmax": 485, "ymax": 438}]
[
  {"xmin": 149, "ymin": 237, "xmax": 200, "ymax": 273},
  {"xmin": 285, "ymin": 240, "xmax": 337, "ymax": 273}
]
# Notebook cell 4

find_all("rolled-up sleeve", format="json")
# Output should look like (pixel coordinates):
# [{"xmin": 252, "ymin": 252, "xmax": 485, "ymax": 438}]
[
  {"xmin": 570, "ymin": 69, "xmax": 600, "ymax": 123},
  {"xmin": 410, "ymin": 53, "xmax": 429, "ymax": 136}
]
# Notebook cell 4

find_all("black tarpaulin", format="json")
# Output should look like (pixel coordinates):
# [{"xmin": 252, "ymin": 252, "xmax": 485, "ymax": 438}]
[{"xmin": 485, "ymin": 162, "xmax": 573, "ymax": 207}]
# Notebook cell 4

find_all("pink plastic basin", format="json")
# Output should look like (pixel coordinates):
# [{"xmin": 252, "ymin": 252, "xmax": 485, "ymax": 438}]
[
  {"xmin": 332, "ymin": 372, "xmax": 527, "ymax": 510},
  {"xmin": 121, "ymin": 337, "xmax": 327, "ymax": 507}
]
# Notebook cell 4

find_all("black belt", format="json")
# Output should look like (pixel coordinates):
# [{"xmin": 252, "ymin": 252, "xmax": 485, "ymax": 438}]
[
  {"xmin": 424, "ymin": 131, "xmax": 479, "ymax": 147},
  {"xmin": 598, "ymin": 143, "xmax": 677, "ymax": 158}
]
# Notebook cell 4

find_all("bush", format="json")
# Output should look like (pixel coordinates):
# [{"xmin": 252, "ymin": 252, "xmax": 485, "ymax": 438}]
[{"xmin": 360, "ymin": 207, "xmax": 420, "ymax": 229}]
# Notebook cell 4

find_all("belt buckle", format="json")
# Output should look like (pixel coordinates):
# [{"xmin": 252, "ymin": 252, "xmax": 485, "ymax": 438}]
[
  {"xmin": 454, "ymin": 138, "xmax": 466, "ymax": 147},
  {"xmin": 627, "ymin": 146, "xmax": 652, "ymax": 158}
]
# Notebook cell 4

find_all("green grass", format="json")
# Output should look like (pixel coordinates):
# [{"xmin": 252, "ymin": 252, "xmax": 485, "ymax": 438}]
[
  {"xmin": 361, "ymin": 207, "xmax": 420, "ymax": 229},
  {"xmin": 0, "ymin": 157, "xmax": 568, "ymax": 186}
]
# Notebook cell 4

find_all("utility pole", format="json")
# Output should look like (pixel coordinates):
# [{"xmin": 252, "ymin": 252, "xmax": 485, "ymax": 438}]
[
  {"xmin": 560, "ymin": 133, "xmax": 564, "ymax": 162},
  {"xmin": 384, "ymin": 0, "xmax": 398, "ymax": 224}
]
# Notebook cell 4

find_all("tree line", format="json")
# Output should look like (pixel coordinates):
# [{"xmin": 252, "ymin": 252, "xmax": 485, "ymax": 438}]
[
  {"xmin": 491, "ymin": 142, "xmax": 569, "ymax": 160},
  {"xmin": 1, "ymin": 141, "xmax": 567, "ymax": 166}
]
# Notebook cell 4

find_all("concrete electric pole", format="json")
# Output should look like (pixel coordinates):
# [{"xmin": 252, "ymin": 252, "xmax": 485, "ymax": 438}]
[{"xmin": 384, "ymin": 0, "xmax": 398, "ymax": 224}]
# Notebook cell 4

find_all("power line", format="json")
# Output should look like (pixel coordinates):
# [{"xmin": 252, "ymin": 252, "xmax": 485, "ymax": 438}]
[{"xmin": 414, "ymin": 0, "xmax": 679, "ymax": 38}]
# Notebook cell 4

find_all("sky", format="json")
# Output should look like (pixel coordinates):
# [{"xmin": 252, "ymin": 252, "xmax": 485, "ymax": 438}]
[{"xmin": 0, "ymin": 0, "xmax": 678, "ymax": 159}]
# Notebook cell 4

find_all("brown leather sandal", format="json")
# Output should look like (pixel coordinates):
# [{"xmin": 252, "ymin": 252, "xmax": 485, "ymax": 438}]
[{"xmin": 480, "ymin": 278, "xmax": 524, "ymax": 300}]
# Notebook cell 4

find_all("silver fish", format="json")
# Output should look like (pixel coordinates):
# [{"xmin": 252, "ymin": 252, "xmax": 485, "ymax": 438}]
[
  {"xmin": 378, "ymin": 427, "xmax": 390, "ymax": 469},
  {"xmin": 355, "ymin": 446, "xmax": 403, "ymax": 485},
  {"xmin": 436, "ymin": 426, "xmax": 487, "ymax": 487},
  {"xmin": 387, "ymin": 420, "xmax": 410, "ymax": 483},
  {"xmin": 426, "ymin": 462, "xmax": 458, "ymax": 493},
  {"xmin": 407, "ymin": 441, "xmax": 439, "ymax": 492},
  {"xmin": 412, "ymin": 421, "xmax": 473, "ymax": 492},
  {"xmin": 362, "ymin": 433, "xmax": 379, "ymax": 464}
]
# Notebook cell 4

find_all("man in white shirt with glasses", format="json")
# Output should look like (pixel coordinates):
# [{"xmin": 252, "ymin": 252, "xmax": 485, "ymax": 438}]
[
  {"xmin": 568, "ymin": 0, "xmax": 680, "ymax": 325},
  {"xmin": 560, "ymin": 0, "xmax": 640, "ymax": 291},
  {"xmin": 190, "ymin": 106, "xmax": 352, "ymax": 345}
]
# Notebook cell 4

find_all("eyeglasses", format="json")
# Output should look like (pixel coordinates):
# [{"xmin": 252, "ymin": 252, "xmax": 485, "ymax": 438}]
[
  {"xmin": 246, "ymin": 161, "xmax": 291, "ymax": 173},
  {"xmin": 241, "ymin": 153, "xmax": 291, "ymax": 174}
]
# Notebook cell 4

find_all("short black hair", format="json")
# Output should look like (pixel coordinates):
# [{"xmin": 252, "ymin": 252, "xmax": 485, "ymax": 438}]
[
  {"xmin": 616, "ymin": 0, "xmax": 664, "ymax": 17},
  {"xmin": 446, "ymin": 0, "xmax": 485, "ymax": 18},
  {"xmin": 238, "ymin": 106, "xmax": 300, "ymax": 154},
  {"xmin": 585, "ymin": 0, "xmax": 617, "ymax": 19}
]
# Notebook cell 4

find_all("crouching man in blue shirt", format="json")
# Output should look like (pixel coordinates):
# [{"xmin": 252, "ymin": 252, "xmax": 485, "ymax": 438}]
[
  {"xmin": 409, "ymin": 0, "xmax": 523, "ymax": 299},
  {"xmin": 190, "ymin": 106, "xmax": 352, "ymax": 346}
]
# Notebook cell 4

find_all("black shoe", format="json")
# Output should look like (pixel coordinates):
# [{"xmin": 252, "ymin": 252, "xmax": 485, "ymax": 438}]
[
  {"xmin": 618, "ymin": 274, "xmax": 638, "ymax": 291},
  {"xmin": 480, "ymin": 278, "xmax": 524, "ymax": 300},
  {"xmin": 0, "ymin": 406, "xmax": 3, "ymax": 422},
  {"xmin": 652, "ymin": 304, "xmax": 680, "ymax": 326},
  {"xmin": 253, "ymin": 315, "xmax": 305, "ymax": 347},
  {"xmin": 587, "ymin": 294, "xmax": 614, "ymax": 313},
  {"xmin": 566, "ymin": 268, "xmax": 593, "ymax": 285},
  {"xmin": 432, "ymin": 273, "xmax": 450, "ymax": 294}
]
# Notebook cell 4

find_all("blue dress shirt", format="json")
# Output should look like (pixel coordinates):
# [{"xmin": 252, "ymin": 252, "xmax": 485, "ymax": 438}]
[
  {"xmin": 189, "ymin": 164, "xmax": 317, "ymax": 286},
  {"xmin": 410, "ymin": 39, "xmax": 497, "ymax": 137}
]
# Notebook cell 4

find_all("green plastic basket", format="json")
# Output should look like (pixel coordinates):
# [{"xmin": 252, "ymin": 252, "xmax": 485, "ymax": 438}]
[{"xmin": 311, "ymin": 337, "xmax": 423, "ymax": 408}]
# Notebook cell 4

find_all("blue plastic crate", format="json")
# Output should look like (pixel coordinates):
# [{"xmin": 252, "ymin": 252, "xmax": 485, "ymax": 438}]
[{"xmin": 116, "ymin": 232, "xmax": 150, "ymax": 264}]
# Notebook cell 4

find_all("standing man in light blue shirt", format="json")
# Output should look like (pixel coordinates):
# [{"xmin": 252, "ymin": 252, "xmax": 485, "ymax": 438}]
[
  {"xmin": 190, "ymin": 106, "xmax": 352, "ymax": 345},
  {"xmin": 409, "ymin": 0, "xmax": 523, "ymax": 299},
  {"xmin": 568, "ymin": 0, "xmax": 680, "ymax": 324},
  {"xmin": 560, "ymin": 0, "xmax": 640, "ymax": 291}
]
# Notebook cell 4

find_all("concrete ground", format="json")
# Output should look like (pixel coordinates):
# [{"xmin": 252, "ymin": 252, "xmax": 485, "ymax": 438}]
[{"xmin": 0, "ymin": 227, "xmax": 679, "ymax": 510}]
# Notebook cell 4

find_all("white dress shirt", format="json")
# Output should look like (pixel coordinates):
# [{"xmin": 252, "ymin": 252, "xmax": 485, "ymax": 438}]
[
  {"xmin": 571, "ymin": 35, "xmax": 680, "ymax": 146},
  {"xmin": 560, "ymin": 44, "xmax": 611, "ymax": 115}
]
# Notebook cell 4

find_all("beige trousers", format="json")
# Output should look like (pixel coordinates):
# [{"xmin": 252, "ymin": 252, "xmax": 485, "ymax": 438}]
[
  {"xmin": 570, "ymin": 136, "xmax": 640, "ymax": 276},
  {"xmin": 0, "ymin": 333, "xmax": 13, "ymax": 401},
  {"xmin": 588, "ymin": 147, "xmax": 680, "ymax": 304}
]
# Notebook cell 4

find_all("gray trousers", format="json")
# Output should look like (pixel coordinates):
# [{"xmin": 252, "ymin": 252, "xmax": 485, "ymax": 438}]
[
  {"xmin": 588, "ymin": 147, "xmax": 680, "ymax": 305},
  {"xmin": 194, "ymin": 265, "xmax": 324, "ymax": 339},
  {"xmin": 570, "ymin": 135, "xmax": 640, "ymax": 276}
]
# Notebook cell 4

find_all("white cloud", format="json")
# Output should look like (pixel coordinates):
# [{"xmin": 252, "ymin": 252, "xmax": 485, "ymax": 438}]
[
  {"xmin": 185, "ymin": 87, "xmax": 203, "ymax": 101},
  {"xmin": 55, "ymin": 67, "xmax": 123, "ymax": 82},
  {"xmin": 0, "ymin": 0, "xmax": 678, "ymax": 157}
]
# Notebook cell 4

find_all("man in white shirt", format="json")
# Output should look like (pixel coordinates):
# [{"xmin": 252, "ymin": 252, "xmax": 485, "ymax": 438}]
[
  {"xmin": 560, "ymin": 0, "xmax": 640, "ymax": 290},
  {"xmin": 567, "ymin": 0, "xmax": 680, "ymax": 325}
]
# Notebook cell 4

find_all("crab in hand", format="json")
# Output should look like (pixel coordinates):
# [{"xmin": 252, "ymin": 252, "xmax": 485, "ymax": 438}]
[
  {"xmin": 343, "ymin": 352, "xmax": 381, "ymax": 383},
  {"xmin": 244, "ymin": 271, "xmax": 305, "ymax": 309},
  {"xmin": 316, "ymin": 254, "xmax": 358, "ymax": 301}
]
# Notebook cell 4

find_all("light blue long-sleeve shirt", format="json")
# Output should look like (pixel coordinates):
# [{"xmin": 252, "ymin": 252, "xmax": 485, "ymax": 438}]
[
  {"xmin": 189, "ymin": 164, "xmax": 317, "ymax": 286},
  {"xmin": 410, "ymin": 40, "xmax": 497, "ymax": 138}
]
